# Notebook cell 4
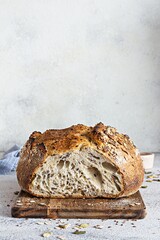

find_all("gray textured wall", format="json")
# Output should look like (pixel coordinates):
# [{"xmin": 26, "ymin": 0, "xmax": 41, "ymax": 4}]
[{"xmin": 0, "ymin": 0, "xmax": 160, "ymax": 152}]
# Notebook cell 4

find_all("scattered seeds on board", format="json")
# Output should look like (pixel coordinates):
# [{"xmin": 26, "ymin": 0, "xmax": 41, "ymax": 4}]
[
  {"xmin": 145, "ymin": 171, "xmax": 152, "ymax": 174},
  {"xmin": 42, "ymin": 232, "xmax": 52, "ymax": 238},
  {"xmin": 129, "ymin": 202, "xmax": 141, "ymax": 207},
  {"xmin": 77, "ymin": 223, "xmax": 89, "ymax": 228},
  {"xmin": 44, "ymin": 221, "xmax": 51, "ymax": 225},
  {"xmin": 16, "ymin": 203, "xmax": 23, "ymax": 206},
  {"xmin": 129, "ymin": 203, "xmax": 135, "ymax": 207},
  {"xmin": 72, "ymin": 230, "xmax": 86, "ymax": 234},
  {"xmin": 93, "ymin": 225, "xmax": 103, "ymax": 229},
  {"xmin": 38, "ymin": 203, "xmax": 47, "ymax": 206},
  {"xmin": 58, "ymin": 219, "xmax": 65, "ymax": 223},
  {"xmin": 147, "ymin": 175, "xmax": 154, "ymax": 178},
  {"xmin": 147, "ymin": 175, "xmax": 157, "ymax": 179},
  {"xmin": 30, "ymin": 200, "xmax": 36, "ymax": 203},
  {"xmin": 14, "ymin": 191, "xmax": 19, "ymax": 195},
  {"xmin": 141, "ymin": 186, "xmax": 148, "ymax": 188},
  {"xmin": 36, "ymin": 222, "xmax": 44, "ymax": 225},
  {"xmin": 56, "ymin": 236, "xmax": 66, "ymax": 240},
  {"xmin": 58, "ymin": 224, "xmax": 70, "ymax": 229}
]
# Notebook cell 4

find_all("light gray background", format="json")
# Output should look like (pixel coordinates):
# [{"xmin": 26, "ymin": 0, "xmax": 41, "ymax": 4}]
[{"xmin": 0, "ymin": 0, "xmax": 160, "ymax": 152}]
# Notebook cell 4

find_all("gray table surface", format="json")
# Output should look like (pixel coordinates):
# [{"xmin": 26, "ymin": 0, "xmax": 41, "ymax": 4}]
[{"xmin": 0, "ymin": 154, "xmax": 160, "ymax": 240}]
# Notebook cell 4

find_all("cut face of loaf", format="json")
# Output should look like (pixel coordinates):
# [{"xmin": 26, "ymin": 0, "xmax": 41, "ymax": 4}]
[
  {"xmin": 17, "ymin": 122, "xmax": 144, "ymax": 198},
  {"xmin": 32, "ymin": 148, "xmax": 122, "ymax": 198}
]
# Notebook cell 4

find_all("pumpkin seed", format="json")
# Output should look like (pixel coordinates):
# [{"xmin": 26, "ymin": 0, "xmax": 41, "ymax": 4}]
[
  {"xmin": 145, "ymin": 171, "xmax": 152, "ymax": 174},
  {"xmin": 72, "ymin": 230, "xmax": 86, "ymax": 234},
  {"xmin": 77, "ymin": 223, "xmax": 89, "ymax": 228}
]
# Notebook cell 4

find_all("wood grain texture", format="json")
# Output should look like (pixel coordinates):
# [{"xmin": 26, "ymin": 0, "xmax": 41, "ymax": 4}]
[{"xmin": 11, "ymin": 190, "xmax": 146, "ymax": 219}]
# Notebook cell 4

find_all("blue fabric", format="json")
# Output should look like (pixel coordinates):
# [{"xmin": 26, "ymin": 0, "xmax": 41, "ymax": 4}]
[{"xmin": 0, "ymin": 145, "xmax": 21, "ymax": 174}]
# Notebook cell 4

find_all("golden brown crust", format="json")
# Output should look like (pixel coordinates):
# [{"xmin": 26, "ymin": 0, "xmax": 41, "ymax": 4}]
[
  {"xmin": 88, "ymin": 123, "xmax": 144, "ymax": 197},
  {"xmin": 16, "ymin": 123, "xmax": 144, "ymax": 198}
]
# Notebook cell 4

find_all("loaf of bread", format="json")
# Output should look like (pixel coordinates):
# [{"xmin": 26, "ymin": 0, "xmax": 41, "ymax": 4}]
[{"xmin": 16, "ymin": 123, "xmax": 144, "ymax": 198}]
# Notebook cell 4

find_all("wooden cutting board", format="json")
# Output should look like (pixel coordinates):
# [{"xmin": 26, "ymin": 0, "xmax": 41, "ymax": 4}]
[{"xmin": 11, "ymin": 190, "xmax": 146, "ymax": 219}]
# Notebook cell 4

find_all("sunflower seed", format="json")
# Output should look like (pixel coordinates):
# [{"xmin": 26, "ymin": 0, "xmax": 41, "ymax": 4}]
[
  {"xmin": 36, "ymin": 222, "xmax": 44, "ymax": 225},
  {"xmin": 44, "ymin": 222, "xmax": 51, "ymax": 225},
  {"xmin": 58, "ymin": 224, "xmax": 70, "ymax": 229},
  {"xmin": 94, "ymin": 225, "xmax": 103, "ymax": 229},
  {"xmin": 56, "ymin": 236, "xmax": 66, "ymax": 240},
  {"xmin": 39, "ymin": 203, "xmax": 47, "ymax": 206}
]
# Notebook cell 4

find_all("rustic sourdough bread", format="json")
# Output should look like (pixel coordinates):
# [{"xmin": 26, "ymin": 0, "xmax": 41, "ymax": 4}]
[{"xmin": 16, "ymin": 123, "xmax": 144, "ymax": 198}]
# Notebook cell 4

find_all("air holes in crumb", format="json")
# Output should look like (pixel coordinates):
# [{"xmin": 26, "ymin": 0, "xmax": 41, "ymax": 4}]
[
  {"xmin": 114, "ymin": 180, "xmax": 121, "ymax": 191},
  {"xmin": 65, "ymin": 161, "xmax": 70, "ymax": 168},
  {"xmin": 112, "ymin": 175, "xmax": 121, "ymax": 191},
  {"xmin": 57, "ymin": 160, "xmax": 64, "ymax": 170},
  {"xmin": 84, "ymin": 167, "xmax": 103, "ymax": 189},
  {"xmin": 102, "ymin": 162, "xmax": 117, "ymax": 172}
]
